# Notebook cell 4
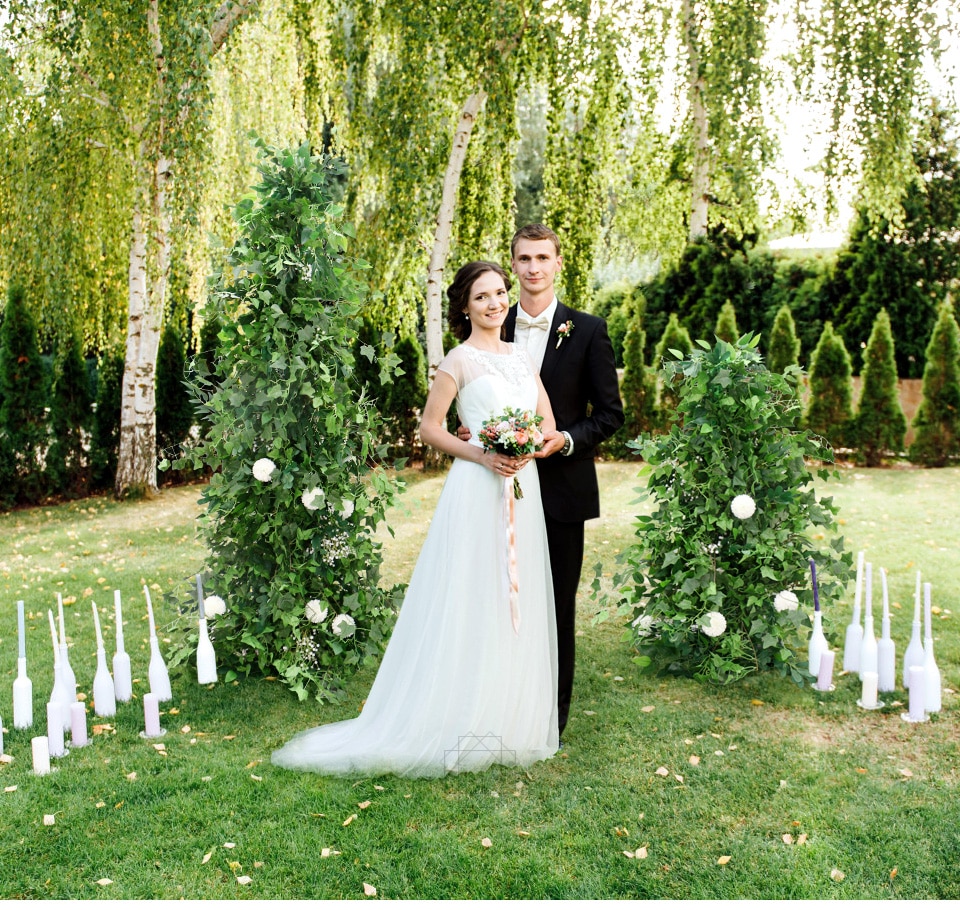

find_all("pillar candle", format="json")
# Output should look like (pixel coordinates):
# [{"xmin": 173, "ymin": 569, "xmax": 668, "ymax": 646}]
[
  {"xmin": 46, "ymin": 701, "xmax": 67, "ymax": 757},
  {"xmin": 70, "ymin": 701, "xmax": 88, "ymax": 748},
  {"xmin": 908, "ymin": 665, "xmax": 927, "ymax": 722},
  {"xmin": 816, "ymin": 650, "xmax": 835, "ymax": 690},
  {"xmin": 860, "ymin": 671, "xmax": 879, "ymax": 708},
  {"xmin": 32, "ymin": 736, "xmax": 51, "ymax": 775},
  {"xmin": 143, "ymin": 693, "xmax": 162, "ymax": 737}
]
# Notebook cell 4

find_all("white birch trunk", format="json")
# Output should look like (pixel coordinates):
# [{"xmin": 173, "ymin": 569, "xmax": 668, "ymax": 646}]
[
  {"xmin": 685, "ymin": 0, "xmax": 709, "ymax": 240},
  {"xmin": 425, "ymin": 91, "xmax": 487, "ymax": 380}
]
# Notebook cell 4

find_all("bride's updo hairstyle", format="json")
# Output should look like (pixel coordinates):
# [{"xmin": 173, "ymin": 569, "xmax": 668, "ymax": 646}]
[{"xmin": 446, "ymin": 260, "xmax": 512, "ymax": 342}]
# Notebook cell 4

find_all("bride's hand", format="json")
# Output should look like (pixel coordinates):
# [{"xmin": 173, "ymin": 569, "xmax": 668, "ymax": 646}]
[{"xmin": 486, "ymin": 452, "xmax": 522, "ymax": 477}]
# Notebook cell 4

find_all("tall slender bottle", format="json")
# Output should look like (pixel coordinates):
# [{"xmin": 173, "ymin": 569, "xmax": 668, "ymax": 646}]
[
  {"xmin": 13, "ymin": 599, "xmax": 34, "ymax": 729},
  {"xmin": 843, "ymin": 551, "xmax": 865, "ymax": 672},
  {"xmin": 859, "ymin": 563, "xmax": 878, "ymax": 679},
  {"xmin": 902, "ymin": 571, "xmax": 924, "ymax": 689},
  {"xmin": 877, "ymin": 568, "xmax": 896, "ymax": 692},
  {"xmin": 923, "ymin": 583, "xmax": 941, "ymax": 713}
]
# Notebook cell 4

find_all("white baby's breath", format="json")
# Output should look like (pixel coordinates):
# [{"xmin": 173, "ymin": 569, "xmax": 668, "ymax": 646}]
[
  {"xmin": 252, "ymin": 457, "xmax": 277, "ymax": 482},
  {"xmin": 306, "ymin": 599, "xmax": 328, "ymax": 624},
  {"xmin": 332, "ymin": 613, "xmax": 356, "ymax": 638},
  {"xmin": 204, "ymin": 595, "xmax": 226, "ymax": 616},
  {"xmin": 301, "ymin": 487, "xmax": 324, "ymax": 510},
  {"xmin": 700, "ymin": 611, "xmax": 727, "ymax": 638},
  {"xmin": 730, "ymin": 494, "xmax": 756, "ymax": 520},
  {"xmin": 632, "ymin": 614, "xmax": 654, "ymax": 635},
  {"xmin": 340, "ymin": 500, "xmax": 355, "ymax": 519},
  {"xmin": 774, "ymin": 590, "xmax": 799, "ymax": 613}
]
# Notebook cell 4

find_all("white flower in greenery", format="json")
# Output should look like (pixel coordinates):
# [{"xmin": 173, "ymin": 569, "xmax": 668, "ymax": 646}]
[
  {"xmin": 332, "ymin": 613, "xmax": 356, "ymax": 638},
  {"xmin": 340, "ymin": 500, "xmax": 355, "ymax": 519},
  {"xmin": 730, "ymin": 494, "xmax": 756, "ymax": 520},
  {"xmin": 700, "ymin": 611, "xmax": 727, "ymax": 638},
  {"xmin": 305, "ymin": 599, "xmax": 328, "ymax": 623},
  {"xmin": 301, "ymin": 487, "xmax": 324, "ymax": 511},
  {"xmin": 774, "ymin": 590, "xmax": 799, "ymax": 613},
  {"xmin": 204, "ymin": 595, "xmax": 226, "ymax": 616},
  {"xmin": 632, "ymin": 614, "xmax": 654, "ymax": 634},
  {"xmin": 252, "ymin": 457, "xmax": 277, "ymax": 482}
]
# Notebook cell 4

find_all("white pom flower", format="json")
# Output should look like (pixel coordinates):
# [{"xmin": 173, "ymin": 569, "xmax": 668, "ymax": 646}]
[
  {"xmin": 774, "ymin": 590, "xmax": 799, "ymax": 613},
  {"xmin": 305, "ymin": 599, "xmax": 328, "ymax": 623},
  {"xmin": 632, "ymin": 614, "xmax": 654, "ymax": 635},
  {"xmin": 204, "ymin": 595, "xmax": 226, "ymax": 616},
  {"xmin": 301, "ymin": 487, "xmax": 324, "ymax": 510},
  {"xmin": 331, "ymin": 613, "xmax": 356, "ymax": 638},
  {"xmin": 730, "ymin": 494, "xmax": 756, "ymax": 520},
  {"xmin": 340, "ymin": 500, "xmax": 355, "ymax": 519},
  {"xmin": 700, "ymin": 611, "xmax": 727, "ymax": 638},
  {"xmin": 252, "ymin": 457, "xmax": 277, "ymax": 482}
]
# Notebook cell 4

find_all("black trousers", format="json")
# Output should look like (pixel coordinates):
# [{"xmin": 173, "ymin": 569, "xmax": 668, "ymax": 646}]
[{"xmin": 544, "ymin": 513, "xmax": 585, "ymax": 738}]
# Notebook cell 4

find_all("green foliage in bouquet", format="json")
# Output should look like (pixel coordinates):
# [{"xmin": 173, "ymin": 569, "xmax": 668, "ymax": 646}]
[
  {"xmin": 599, "ymin": 335, "xmax": 850, "ymax": 685},
  {"xmin": 168, "ymin": 139, "xmax": 404, "ymax": 702}
]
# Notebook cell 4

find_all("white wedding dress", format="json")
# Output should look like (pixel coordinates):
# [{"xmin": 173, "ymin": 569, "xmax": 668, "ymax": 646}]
[{"xmin": 272, "ymin": 342, "xmax": 558, "ymax": 777}]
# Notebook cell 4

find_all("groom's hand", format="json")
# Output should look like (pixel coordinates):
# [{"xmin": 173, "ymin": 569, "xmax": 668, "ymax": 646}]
[
  {"xmin": 535, "ymin": 430, "xmax": 566, "ymax": 459},
  {"xmin": 456, "ymin": 424, "xmax": 472, "ymax": 442}
]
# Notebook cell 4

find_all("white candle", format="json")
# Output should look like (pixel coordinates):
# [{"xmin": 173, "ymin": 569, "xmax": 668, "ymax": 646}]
[
  {"xmin": 143, "ymin": 693, "xmax": 162, "ymax": 737},
  {"xmin": 70, "ymin": 701, "xmax": 88, "ymax": 748},
  {"xmin": 816, "ymin": 650, "xmax": 835, "ymax": 690},
  {"xmin": 908, "ymin": 665, "xmax": 927, "ymax": 721},
  {"xmin": 47, "ymin": 701, "xmax": 67, "ymax": 757},
  {"xmin": 32, "ymin": 736, "xmax": 51, "ymax": 775},
  {"xmin": 860, "ymin": 671, "xmax": 879, "ymax": 708}
]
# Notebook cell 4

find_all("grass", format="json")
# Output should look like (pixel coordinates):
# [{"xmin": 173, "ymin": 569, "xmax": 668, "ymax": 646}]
[{"xmin": 0, "ymin": 463, "xmax": 958, "ymax": 899}]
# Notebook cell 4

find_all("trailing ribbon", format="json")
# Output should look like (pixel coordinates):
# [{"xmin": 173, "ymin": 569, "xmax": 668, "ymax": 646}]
[{"xmin": 502, "ymin": 476, "xmax": 521, "ymax": 635}]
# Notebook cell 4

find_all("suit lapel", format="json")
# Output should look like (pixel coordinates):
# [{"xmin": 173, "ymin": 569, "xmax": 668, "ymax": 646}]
[{"xmin": 539, "ymin": 301, "xmax": 573, "ymax": 384}]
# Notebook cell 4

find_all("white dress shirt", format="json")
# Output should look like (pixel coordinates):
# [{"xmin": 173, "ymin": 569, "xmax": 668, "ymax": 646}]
[{"xmin": 513, "ymin": 297, "xmax": 557, "ymax": 371}]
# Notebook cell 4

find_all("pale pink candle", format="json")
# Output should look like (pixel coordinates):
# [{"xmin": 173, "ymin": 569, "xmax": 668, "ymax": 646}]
[
  {"xmin": 70, "ymin": 701, "xmax": 88, "ymax": 747},
  {"xmin": 143, "ymin": 693, "xmax": 162, "ymax": 737},
  {"xmin": 46, "ymin": 701, "xmax": 67, "ymax": 757},
  {"xmin": 816, "ymin": 650, "xmax": 835, "ymax": 690}
]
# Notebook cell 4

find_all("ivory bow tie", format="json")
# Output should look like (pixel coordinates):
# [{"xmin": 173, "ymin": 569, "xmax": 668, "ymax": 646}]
[{"xmin": 515, "ymin": 311, "xmax": 551, "ymax": 330}]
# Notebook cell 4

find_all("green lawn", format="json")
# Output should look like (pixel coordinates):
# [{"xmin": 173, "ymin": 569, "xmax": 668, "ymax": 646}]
[{"xmin": 0, "ymin": 463, "xmax": 957, "ymax": 899}]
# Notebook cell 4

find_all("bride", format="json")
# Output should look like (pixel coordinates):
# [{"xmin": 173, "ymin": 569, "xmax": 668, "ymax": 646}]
[{"xmin": 272, "ymin": 261, "xmax": 560, "ymax": 777}]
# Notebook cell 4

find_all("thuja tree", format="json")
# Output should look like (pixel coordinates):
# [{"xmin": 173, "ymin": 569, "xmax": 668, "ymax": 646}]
[
  {"xmin": 170, "ymin": 142, "xmax": 403, "ymax": 702},
  {"xmin": 654, "ymin": 313, "xmax": 693, "ymax": 427},
  {"xmin": 155, "ymin": 323, "xmax": 195, "ymax": 460},
  {"xmin": 909, "ymin": 301, "xmax": 960, "ymax": 467},
  {"xmin": 616, "ymin": 316, "xmax": 659, "ymax": 455},
  {"xmin": 766, "ymin": 304, "xmax": 801, "ymax": 375},
  {"xmin": 46, "ymin": 332, "xmax": 93, "ymax": 497},
  {"xmin": 714, "ymin": 301, "xmax": 739, "ymax": 343},
  {"xmin": 804, "ymin": 322, "xmax": 854, "ymax": 449},
  {"xmin": 854, "ymin": 309, "xmax": 906, "ymax": 466},
  {"xmin": 0, "ymin": 285, "xmax": 49, "ymax": 507},
  {"xmin": 602, "ymin": 336, "xmax": 849, "ymax": 685}
]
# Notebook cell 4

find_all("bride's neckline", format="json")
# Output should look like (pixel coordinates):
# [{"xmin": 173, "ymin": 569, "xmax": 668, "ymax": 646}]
[{"xmin": 463, "ymin": 341, "xmax": 513, "ymax": 356}]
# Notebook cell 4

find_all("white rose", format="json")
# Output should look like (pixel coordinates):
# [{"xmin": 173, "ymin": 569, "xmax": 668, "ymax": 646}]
[
  {"xmin": 331, "ymin": 613, "xmax": 356, "ymax": 638},
  {"xmin": 730, "ymin": 494, "xmax": 756, "ymax": 520},
  {"xmin": 774, "ymin": 590, "xmax": 799, "ymax": 613},
  {"xmin": 204, "ymin": 595, "xmax": 226, "ymax": 616},
  {"xmin": 305, "ymin": 599, "xmax": 328, "ymax": 623},
  {"xmin": 252, "ymin": 457, "xmax": 277, "ymax": 482},
  {"xmin": 700, "ymin": 611, "xmax": 727, "ymax": 638},
  {"xmin": 301, "ymin": 487, "xmax": 324, "ymax": 510},
  {"xmin": 340, "ymin": 500, "xmax": 355, "ymax": 519},
  {"xmin": 632, "ymin": 614, "xmax": 654, "ymax": 635}
]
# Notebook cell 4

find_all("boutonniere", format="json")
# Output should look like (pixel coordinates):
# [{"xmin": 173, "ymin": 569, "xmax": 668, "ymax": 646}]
[{"xmin": 555, "ymin": 320, "xmax": 574, "ymax": 349}]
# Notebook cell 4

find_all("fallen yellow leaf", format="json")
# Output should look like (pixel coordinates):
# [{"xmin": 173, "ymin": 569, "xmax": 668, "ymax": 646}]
[
  {"xmin": 831, "ymin": 868, "xmax": 845, "ymax": 882},
  {"xmin": 782, "ymin": 833, "xmax": 793, "ymax": 845},
  {"xmin": 4, "ymin": 786, "xmax": 17, "ymax": 793},
  {"xmin": 236, "ymin": 875, "xmax": 252, "ymax": 885},
  {"xmin": 615, "ymin": 826, "xmax": 629, "ymax": 837},
  {"xmin": 751, "ymin": 699, "xmax": 764, "ymax": 706},
  {"xmin": 481, "ymin": 837, "xmax": 493, "ymax": 848},
  {"xmin": 673, "ymin": 774, "xmax": 684, "ymax": 783},
  {"xmin": 797, "ymin": 833, "xmax": 808, "ymax": 845},
  {"xmin": 251, "ymin": 775, "xmax": 262, "ymax": 782},
  {"xmin": 126, "ymin": 772, "xmax": 137, "ymax": 781},
  {"xmin": 518, "ymin": 830, "xmax": 530, "ymax": 837},
  {"xmin": 890, "ymin": 867, "xmax": 898, "ymax": 880},
  {"xmin": 202, "ymin": 851, "xmax": 213, "ymax": 865},
  {"xmin": 363, "ymin": 883, "xmax": 377, "ymax": 897},
  {"xmin": 689, "ymin": 755, "xmax": 700, "ymax": 766},
  {"xmin": 717, "ymin": 855, "xmax": 731, "ymax": 866},
  {"xmin": 655, "ymin": 767, "xmax": 669, "ymax": 777},
  {"xmin": 43, "ymin": 814, "xmax": 56, "ymax": 826},
  {"xmin": 899, "ymin": 768, "xmax": 913, "ymax": 778},
  {"xmin": 358, "ymin": 800, "xmax": 372, "ymax": 810},
  {"xmin": 228, "ymin": 861, "xmax": 241, "ymax": 872},
  {"xmin": 636, "ymin": 845, "xmax": 648, "ymax": 858},
  {"xmin": 641, "ymin": 706, "xmax": 656, "ymax": 713},
  {"xmin": 224, "ymin": 842, "xmax": 236, "ymax": 849},
  {"xmin": 374, "ymin": 785, "xmax": 385, "ymax": 791},
  {"xmin": 343, "ymin": 814, "xmax": 357, "ymax": 827},
  {"xmin": 96, "ymin": 878, "xmax": 113, "ymax": 886}
]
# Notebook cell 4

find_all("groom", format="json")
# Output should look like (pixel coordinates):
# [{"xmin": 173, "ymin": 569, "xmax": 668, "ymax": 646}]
[{"xmin": 507, "ymin": 223, "xmax": 624, "ymax": 739}]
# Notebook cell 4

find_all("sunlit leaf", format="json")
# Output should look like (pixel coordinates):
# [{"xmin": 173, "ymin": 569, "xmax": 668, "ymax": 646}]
[
  {"xmin": 717, "ymin": 855, "xmax": 731, "ymax": 865},
  {"xmin": 363, "ymin": 883, "xmax": 377, "ymax": 897}
]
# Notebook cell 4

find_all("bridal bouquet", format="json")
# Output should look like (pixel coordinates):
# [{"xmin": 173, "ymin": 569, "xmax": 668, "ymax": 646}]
[{"xmin": 479, "ymin": 408, "xmax": 545, "ymax": 499}]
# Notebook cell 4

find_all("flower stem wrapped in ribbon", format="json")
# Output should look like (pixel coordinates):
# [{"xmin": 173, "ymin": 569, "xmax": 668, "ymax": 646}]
[{"xmin": 478, "ymin": 407, "xmax": 545, "ymax": 499}]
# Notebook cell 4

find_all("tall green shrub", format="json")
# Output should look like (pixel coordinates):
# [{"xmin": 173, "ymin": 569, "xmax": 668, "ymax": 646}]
[
  {"xmin": 909, "ymin": 301, "xmax": 960, "ymax": 466},
  {"xmin": 46, "ymin": 332, "xmax": 93, "ymax": 497},
  {"xmin": 601, "ymin": 335, "xmax": 848, "ymax": 685},
  {"xmin": 383, "ymin": 333, "xmax": 428, "ymax": 461},
  {"xmin": 170, "ymin": 141, "xmax": 404, "ymax": 703},
  {"xmin": 0, "ymin": 284, "xmax": 49, "ymax": 507},
  {"xmin": 804, "ymin": 322, "xmax": 854, "ymax": 449},
  {"xmin": 714, "ymin": 300, "xmax": 739, "ymax": 343},
  {"xmin": 854, "ymin": 309, "xmax": 906, "ymax": 466},
  {"xmin": 766, "ymin": 304, "xmax": 801, "ymax": 375},
  {"xmin": 654, "ymin": 313, "xmax": 693, "ymax": 426},
  {"xmin": 592, "ymin": 280, "xmax": 638, "ymax": 367},
  {"xmin": 156, "ymin": 323, "xmax": 195, "ymax": 459},
  {"xmin": 89, "ymin": 346, "xmax": 124, "ymax": 491},
  {"xmin": 617, "ymin": 317, "xmax": 659, "ymax": 453}
]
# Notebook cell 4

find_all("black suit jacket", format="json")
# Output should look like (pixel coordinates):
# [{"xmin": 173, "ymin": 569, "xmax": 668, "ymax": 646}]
[{"xmin": 506, "ymin": 301, "xmax": 624, "ymax": 524}]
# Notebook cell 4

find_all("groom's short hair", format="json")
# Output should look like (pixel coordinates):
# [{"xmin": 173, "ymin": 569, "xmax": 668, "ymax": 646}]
[{"xmin": 511, "ymin": 223, "xmax": 561, "ymax": 258}]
